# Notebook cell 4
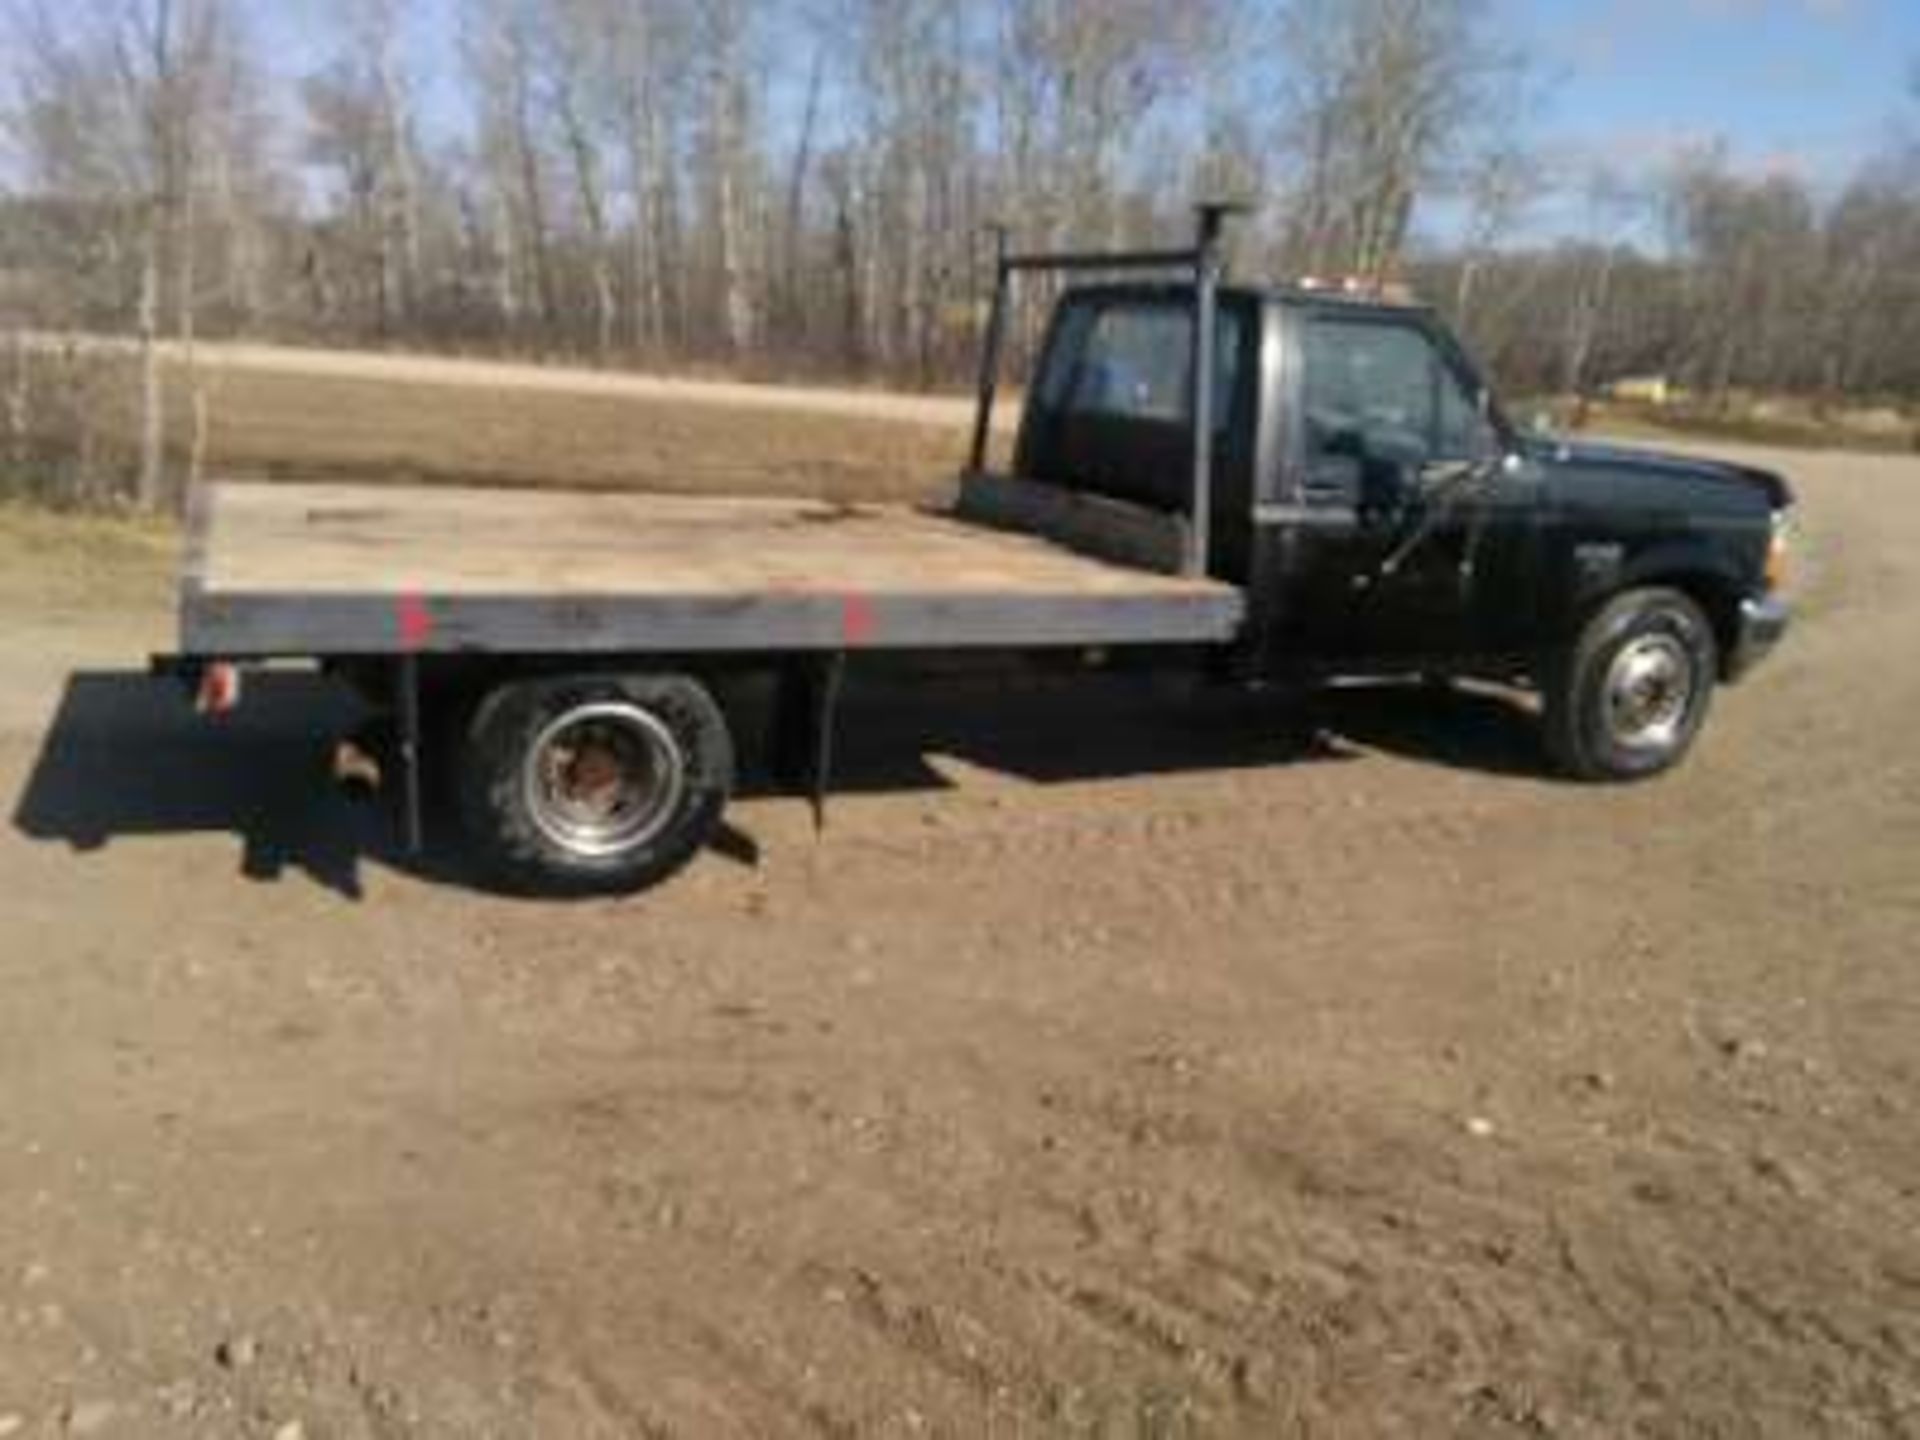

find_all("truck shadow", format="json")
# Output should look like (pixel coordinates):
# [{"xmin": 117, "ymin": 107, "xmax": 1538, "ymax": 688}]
[
  {"xmin": 8, "ymin": 670, "xmax": 431, "ymax": 901},
  {"xmin": 733, "ymin": 673, "xmax": 1546, "ymax": 795},
  {"xmin": 11, "ymin": 670, "xmax": 1546, "ymax": 899},
  {"xmin": 730, "ymin": 673, "xmax": 1347, "ymax": 798},
  {"xmin": 1306, "ymin": 682, "xmax": 1548, "ymax": 780}
]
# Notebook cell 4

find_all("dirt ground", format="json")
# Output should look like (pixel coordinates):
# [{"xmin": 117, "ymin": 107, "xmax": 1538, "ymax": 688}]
[{"xmin": 0, "ymin": 378, "xmax": 1917, "ymax": 1437}]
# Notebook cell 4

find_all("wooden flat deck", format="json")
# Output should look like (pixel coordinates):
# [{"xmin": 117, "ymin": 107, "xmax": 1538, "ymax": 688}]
[{"xmin": 182, "ymin": 482, "xmax": 1245, "ymax": 657}]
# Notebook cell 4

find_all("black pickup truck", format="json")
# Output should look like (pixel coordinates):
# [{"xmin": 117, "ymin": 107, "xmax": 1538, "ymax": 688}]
[{"xmin": 163, "ymin": 207, "xmax": 1792, "ymax": 895}]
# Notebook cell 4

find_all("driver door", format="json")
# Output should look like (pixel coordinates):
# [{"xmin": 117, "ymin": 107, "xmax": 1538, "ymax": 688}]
[{"xmin": 1282, "ymin": 310, "xmax": 1503, "ymax": 662}]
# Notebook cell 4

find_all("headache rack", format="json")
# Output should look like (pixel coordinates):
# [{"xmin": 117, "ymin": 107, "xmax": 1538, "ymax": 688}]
[{"xmin": 967, "ymin": 203, "xmax": 1247, "ymax": 581}]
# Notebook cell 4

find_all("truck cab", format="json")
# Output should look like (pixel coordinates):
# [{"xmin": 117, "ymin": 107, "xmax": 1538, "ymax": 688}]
[{"xmin": 1009, "ymin": 278, "xmax": 1794, "ymax": 779}]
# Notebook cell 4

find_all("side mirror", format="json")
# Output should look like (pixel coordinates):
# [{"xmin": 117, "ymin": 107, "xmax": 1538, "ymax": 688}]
[
  {"xmin": 1367, "ymin": 429, "xmax": 1430, "ymax": 471},
  {"xmin": 1362, "ymin": 452, "xmax": 1422, "ymax": 519}
]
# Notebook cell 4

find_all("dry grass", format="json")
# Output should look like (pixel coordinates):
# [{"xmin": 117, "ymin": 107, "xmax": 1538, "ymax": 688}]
[
  {"xmin": 170, "ymin": 366, "xmax": 978, "ymax": 505},
  {"xmin": 0, "ymin": 500, "xmax": 175, "ymax": 610},
  {"xmin": 11, "ymin": 342, "xmax": 993, "ymax": 512},
  {"xmin": 1572, "ymin": 398, "xmax": 1920, "ymax": 454}
]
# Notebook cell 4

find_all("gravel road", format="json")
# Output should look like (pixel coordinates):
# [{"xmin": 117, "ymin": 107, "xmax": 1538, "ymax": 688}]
[{"xmin": 0, "ymin": 435, "xmax": 1915, "ymax": 1437}]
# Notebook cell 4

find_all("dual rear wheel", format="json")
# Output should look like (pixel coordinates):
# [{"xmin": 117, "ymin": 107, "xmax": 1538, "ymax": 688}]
[{"xmin": 456, "ymin": 673, "xmax": 733, "ymax": 896}]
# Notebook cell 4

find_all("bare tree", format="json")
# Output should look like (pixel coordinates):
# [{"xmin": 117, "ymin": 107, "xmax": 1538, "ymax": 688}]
[
  {"xmin": 1274, "ymin": 0, "xmax": 1521, "ymax": 283},
  {"xmin": 692, "ymin": 0, "xmax": 758, "ymax": 356},
  {"xmin": 1560, "ymin": 168, "xmax": 1644, "ymax": 405},
  {"xmin": 538, "ymin": 0, "xmax": 620, "ymax": 359},
  {"xmin": 465, "ymin": 0, "xmax": 560, "ymax": 336},
  {"xmin": 1663, "ymin": 148, "xmax": 1821, "ymax": 402},
  {"xmin": 7, "ymin": 0, "xmax": 256, "ymax": 507},
  {"xmin": 304, "ymin": 0, "xmax": 426, "ymax": 336},
  {"xmin": 1453, "ymin": 141, "xmax": 1538, "ymax": 325},
  {"xmin": 609, "ymin": 0, "xmax": 689, "ymax": 353}
]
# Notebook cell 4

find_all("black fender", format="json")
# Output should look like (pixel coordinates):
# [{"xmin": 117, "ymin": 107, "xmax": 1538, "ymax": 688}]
[{"xmin": 1559, "ymin": 535, "xmax": 1749, "ymax": 661}]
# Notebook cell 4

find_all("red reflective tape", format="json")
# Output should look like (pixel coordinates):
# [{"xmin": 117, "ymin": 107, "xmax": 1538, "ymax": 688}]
[
  {"xmin": 842, "ymin": 594, "xmax": 876, "ymax": 647},
  {"xmin": 397, "ymin": 593, "xmax": 435, "ymax": 649}
]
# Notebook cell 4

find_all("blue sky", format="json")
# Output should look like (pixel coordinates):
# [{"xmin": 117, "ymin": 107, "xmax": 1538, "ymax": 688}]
[{"xmin": 1528, "ymin": 0, "xmax": 1915, "ymax": 183}]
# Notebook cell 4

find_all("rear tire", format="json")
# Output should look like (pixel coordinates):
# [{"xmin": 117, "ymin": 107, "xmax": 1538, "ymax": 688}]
[
  {"xmin": 1543, "ymin": 587, "xmax": 1717, "ymax": 782},
  {"xmin": 457, "ymin": 673, "xmax": 733, "ymax": 896}
]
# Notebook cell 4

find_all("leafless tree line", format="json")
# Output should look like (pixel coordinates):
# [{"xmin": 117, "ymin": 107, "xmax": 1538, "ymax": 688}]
[
  {"xmin": 0, "ymin": 1, "xmax": 1531, "ymax": 370},
  {"xmin": 2, "ymin": 0, "xmax": 1918, "ymax": 507},
  {"xmin": 1420, "ymin": 142, "xmax": 1920, "ymax": 411}
]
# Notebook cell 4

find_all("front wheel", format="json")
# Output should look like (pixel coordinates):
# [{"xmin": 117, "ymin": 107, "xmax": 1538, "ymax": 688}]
[
  {"xmin": 1543, "ymin": 587, "xmax": 1718, "ymax": 782},
  {"xmin": 456, "ymin": 673, "xmax": 734, "ymax": 896}
]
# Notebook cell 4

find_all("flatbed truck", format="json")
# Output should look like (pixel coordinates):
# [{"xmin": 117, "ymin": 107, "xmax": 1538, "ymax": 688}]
[{"xmin": 157, "ymin": 208, "xmax": 1794, "ymax": 895}]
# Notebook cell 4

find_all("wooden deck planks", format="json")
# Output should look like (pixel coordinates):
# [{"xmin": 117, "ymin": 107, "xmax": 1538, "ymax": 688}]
[{"xmin": 197, "ymin": 482, "xmax": 1228, "ymax": 602}]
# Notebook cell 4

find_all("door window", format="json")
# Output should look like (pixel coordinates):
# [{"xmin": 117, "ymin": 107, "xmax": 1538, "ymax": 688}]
[{"xmin": 1302, "ymin": 317, "xmax": 1483, "ymax": 468}]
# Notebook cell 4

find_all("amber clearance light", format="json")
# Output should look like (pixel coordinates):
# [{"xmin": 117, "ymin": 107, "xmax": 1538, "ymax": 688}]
[{"xmin": 1766, "ymin": 511, "xmax": 1793, "ymax": 593}]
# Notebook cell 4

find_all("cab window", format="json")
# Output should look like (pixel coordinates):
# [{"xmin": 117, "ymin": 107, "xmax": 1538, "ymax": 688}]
[
  {"xmin": 1302, "ymin": 316, "xmax": 1482, "ymax": 467},
  {"xmin": 1036, "ymin": 299, "xmax": 1243, "ymax": 434}
]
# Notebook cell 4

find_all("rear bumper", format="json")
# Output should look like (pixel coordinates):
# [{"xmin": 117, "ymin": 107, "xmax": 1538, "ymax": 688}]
[{"xmin": 1725, "ymin": 593, "xmax": 1791, "ymax": 683}]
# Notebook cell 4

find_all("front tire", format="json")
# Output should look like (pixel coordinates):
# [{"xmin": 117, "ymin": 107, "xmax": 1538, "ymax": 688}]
[
  {"xmin": 457, "ymin": 673, "xmax": 733, "ymax": 896},
  {"xmin": 1543, "ymin": 587, "xmax": 1717, "ymax": 782}
]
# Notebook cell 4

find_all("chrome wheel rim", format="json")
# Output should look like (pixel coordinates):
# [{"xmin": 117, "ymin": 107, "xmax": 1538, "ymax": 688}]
[
  {"xmin": 1603, "ymin": 633, "xmax": 1695, "ymax": 754},
  {"xmin": 523, "ymin": 702, "xmax": 686, "ymax": 859}
]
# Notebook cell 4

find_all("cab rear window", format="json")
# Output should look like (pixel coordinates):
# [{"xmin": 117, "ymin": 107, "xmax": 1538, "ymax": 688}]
[{"xmin": 1035, "ymin": 299, "xmax": 1242, "ymax": 432}]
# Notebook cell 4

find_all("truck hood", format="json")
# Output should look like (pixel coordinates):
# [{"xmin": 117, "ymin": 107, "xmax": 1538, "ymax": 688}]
[{"xmin": 1528, "ymin": 437, "xmax": 1795, "ymax": 510}]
